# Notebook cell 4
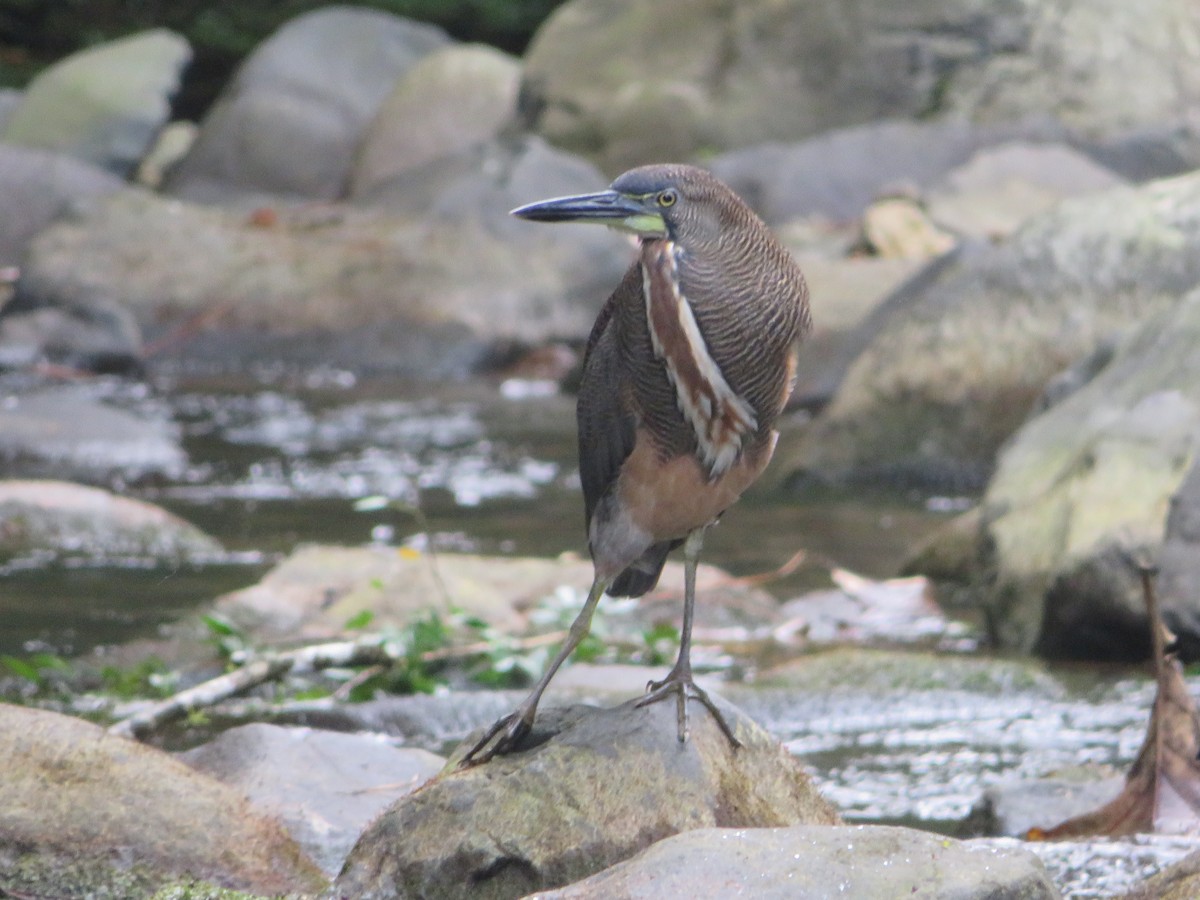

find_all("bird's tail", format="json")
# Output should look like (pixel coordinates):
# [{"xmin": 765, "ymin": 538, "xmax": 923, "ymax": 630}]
[{"xmin": 608, "ymin": 539, "xmax": 682, "ymax": 597}]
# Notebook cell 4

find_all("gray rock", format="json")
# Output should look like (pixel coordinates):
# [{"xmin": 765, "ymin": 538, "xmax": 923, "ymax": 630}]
[
  {"xmin": 964, "ymin": 288, "xmax": 1200, "ymax": 658},
  {"xmin": 0, "ymin": 479, "xmax": 221, "ymax": 565},
  {"xmin": 0, "ymin": 704, "xmax": 325, "ymax": 897},
  {"xmin": 781, "ymin": 170, "xmax": 1200, "ymax": 491},
  {"xmin": 927, "ymin": 141, "xmax": 1126, "ymax": 240},
  {"xmin": 943, "ymin": 0, "xmax": 1200, "ymax": 170},
  {"xmin": 179, "ymin": 723, "xmax": 443, "ymax": 876},
  {"xmin": 17, "ymin": 158, "xmax": 630, "ymax": 377},
  {"xmin": 0, "ymin": 383, "xmax": 186, "ymax": 480},
  {"xmin": 521, "ymin": 0, "xmax": 1032, "ymax": 174},
  {"xmin": 532, "ymin": 825, "xmax": 1060, "ymax": 900},
  {"xmin": 165, "ymin": 6, "xmax": 448, "ymax": 202},
  {"xmin": 334, "ymin": 698, "xmax": 838, "ymax": 899},
  {"xmin": 0, "ymin": 143, "xmax": 125, "ymax": 267},
  {"xmin": 2, "ymin": 29, "xmax": 190, "ymax": 177},
  {"xmin": 711, "ymin": 119, "xmax": 1063, "ymax": 225},
  {"xmin": 1156, "ymin": 459, "xmax": 1200, "ymax": 659},
  {"xmin": 523, "ymin": 0, "xmax": 1200, "ymax": 177},
  {"xmin": 349, "ymin": 44, "xmax": 521, "ymax": 199}
]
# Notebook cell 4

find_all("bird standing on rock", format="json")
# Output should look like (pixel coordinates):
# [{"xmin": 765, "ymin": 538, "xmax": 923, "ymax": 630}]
[{"xmin": 461, "ymin": 164, "xmax": 810, "ymax": 766}]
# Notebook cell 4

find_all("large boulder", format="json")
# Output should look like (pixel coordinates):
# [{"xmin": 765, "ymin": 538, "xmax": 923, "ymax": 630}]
[
  {"xmin": 1159, "ymin": 459, "xmax": 1200, "ymax": 654},
  {"xmin": 0, "ymin": 704, "xmax": 325, "ymax": 897},
  {"xmin": 781, "ymin": 169, "xmax": 1200, "ymax": 491},
  {"xmin": 520, "ymin": 0, "xmax": 1031, "ymax": 174},
  {"xmin": 15, "ymin": 155, "xmax": 629, "ymax": 377},
  {"xmin": 520, "ymin": 0, "xmax": 1200, "ymax": 175},
  {"xmin": 349, "ymin": 43, "xmax": 522, "ymax": 200},
  {"xmin": 0, "ymin": 144, "xmax": 125, "ymax": 267},
  {"xmin": 953, "ymin": 287, "xmax": 1200, "ymax": 659},
  {"xmin": 334, "ymin": 698, "xmax": 838, "ymax": 899},
  {"xmin": 942, "ymin": 0, "xmax": 1200, "ymax": 165},
  {"xmin": 164, "ymin": 6, "xmax": 449, "ymax": 202},
  {"xmin": 533, "ymin": 825, "xmax": 1059, "ymax": 899},
  {"xmin": 1, "ymin": 29, "xmax": 190, "ymax": 176}
]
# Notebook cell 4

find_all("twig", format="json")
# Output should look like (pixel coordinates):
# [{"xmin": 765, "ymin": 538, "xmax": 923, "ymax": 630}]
[
  {"xmin": 109, "ymin": 630, "xmax": 570, "ymax": 741},
  {"xmin": 109, "ymin": 637, "xmax": 393, "ymax": 740}
]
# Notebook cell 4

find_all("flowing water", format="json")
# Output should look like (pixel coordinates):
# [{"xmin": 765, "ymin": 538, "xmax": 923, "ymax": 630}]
[{"xmin": 1, "ymin": 371, "xmax": 1193, "ymax": 896}]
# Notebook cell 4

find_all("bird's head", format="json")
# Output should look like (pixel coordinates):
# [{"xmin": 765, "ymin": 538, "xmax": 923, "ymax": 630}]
[{"xmin": 511, "ymin": 164, "xmax": 734, "ymax": 245}]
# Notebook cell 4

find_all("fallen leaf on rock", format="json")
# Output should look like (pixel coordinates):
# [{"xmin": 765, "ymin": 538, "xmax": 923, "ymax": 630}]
[{"xmin": 1029, "ymin": 568, "xmax": 1200, "ymax": 839}]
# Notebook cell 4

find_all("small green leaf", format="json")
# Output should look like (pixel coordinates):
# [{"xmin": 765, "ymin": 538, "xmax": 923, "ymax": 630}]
[
  {"xmin": 344, "ymin": 609, "xmax": 375, "ymax": 631},
  {"xmin": 1, "ymin": 655, "xmax": 41, "ymax": 681}
]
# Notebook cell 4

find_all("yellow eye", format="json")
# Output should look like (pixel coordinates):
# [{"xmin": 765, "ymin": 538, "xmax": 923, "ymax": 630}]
[{"xmin": 657, "ymin": 189, "xmax": 677, "ymax": 208}]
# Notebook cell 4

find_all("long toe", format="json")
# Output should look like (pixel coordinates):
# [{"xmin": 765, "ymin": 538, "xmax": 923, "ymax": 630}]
[
  {"xmin": 458, "ymin": 710, "xmax": 533, "ymax": 768},
  {"xmin": 637, "ymin": 674, "xmax": 741, "ymax": 750}
]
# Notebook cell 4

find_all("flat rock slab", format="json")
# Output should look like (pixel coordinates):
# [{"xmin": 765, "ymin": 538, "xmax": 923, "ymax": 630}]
[
  {"xmin": 334, "ymin": 697, "xmax": 837, "ymax": 899},
  {"xmin": 179, "ymin": 723, "xmax": 444, "ymax": 877},
  {"xmin": 216, "ymin": 545, "xmax": 780, "ymax": 644},
  {"xmin": 0, "ymin": 704, "xmax": 325, "ymax": 897},
  {"xmin": 531, "ymin": 824, "xmax": 1060, "ymax": 899}
]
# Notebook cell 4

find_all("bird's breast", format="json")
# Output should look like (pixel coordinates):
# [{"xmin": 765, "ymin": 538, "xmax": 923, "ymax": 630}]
[{"xmin": 639, "ymin": 239, "xmax": 757, "ymax": 479}]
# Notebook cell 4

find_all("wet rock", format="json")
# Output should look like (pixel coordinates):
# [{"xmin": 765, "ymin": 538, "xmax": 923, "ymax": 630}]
[
  {"xmin": 349, "ymin": 44, "xmax": 521, "ymax": 199},
  {"xmin": 1, "ymin": 29, "xmax": 190, "ymax": 177},
  {"xmin": 179, "ymin": 723, "xmax": 443, "ymax": 877},
  {"xmin": 216, "ymin": 545, "xmax": 779, "ymax": 646},
  {"xmin": 165, "ymin": 7, "xmax": 448, "ymax": 203},
  {"xmin": 964, "ymin": 288, "xmax": 1200, "ymax": 659},
  {"xmin": 0, "ymin": 143, "xmax": 125, "ymax": 267},
  {"xmin": 532, "ymin": 825, "xmax": 1060, "ymax": 899},
  {"xmin": 1159, "ymin": 460, "xmax": 1200, "ymax": 659},
  {"xmin": 0, "ymin": 479, "xmax": 221, "ymax": 564},
  {"xmin": 14, "ymin": 175, "xmax": 625, "ymax": 378},
  {"xmin": 520, "ymin": 0, "xmax": 1031, "ymax": 174},
  {"xmin": 0, "ymin": 383, "xmax": 185, "ymax": 480},
  {"xmin": 0, "ymin": 704, "xmax": 325, "ymax": 897},
  {"xmin": 927, "ymin": 141, "xmax": 1126, "ymax": 241},
  {"xmin": 334, "ymin": 697, "xmax": 838, "ymax": 899},
  {"xmin": 780, "ymin": 170, "xmax": 1200, "ymax": 491}
]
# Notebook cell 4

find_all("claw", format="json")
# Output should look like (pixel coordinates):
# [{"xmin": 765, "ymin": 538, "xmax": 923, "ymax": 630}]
[
  {"xmin": 636, "ymin": 671, "xmax": 741, "ymax": 750},
  {"xmin": 458, "ymin": 709, "xmax": 534, "ymax": 768}
]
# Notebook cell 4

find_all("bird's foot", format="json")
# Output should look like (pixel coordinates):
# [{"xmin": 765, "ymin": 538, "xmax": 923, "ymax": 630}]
[
  {"xmin": 636, "ymin": 666, "xmax": 741, "ymax": 750},
  {"xmin": 457, "ymin": 706, "xmax": 536, "ymax": 768}
]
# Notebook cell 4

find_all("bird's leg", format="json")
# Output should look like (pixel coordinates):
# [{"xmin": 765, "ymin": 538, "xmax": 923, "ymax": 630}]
[
  {"xmin": 637, "ymin": 527, "xmax": 741, "ymax": 749},
  {"xmin": 458, "ymin": 575, "xmax": 608, "ymax": 768}
]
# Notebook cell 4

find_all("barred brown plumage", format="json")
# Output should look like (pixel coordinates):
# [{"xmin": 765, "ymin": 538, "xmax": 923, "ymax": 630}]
[{"xmin": 460, "ymin": 163, "xmax": 811, "ymax": 767}]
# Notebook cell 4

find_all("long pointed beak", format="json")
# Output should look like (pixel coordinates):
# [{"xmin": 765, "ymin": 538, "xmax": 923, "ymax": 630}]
[{"xmin": 510, "ymin": 189, "xmax": 646, "ymax": 223}]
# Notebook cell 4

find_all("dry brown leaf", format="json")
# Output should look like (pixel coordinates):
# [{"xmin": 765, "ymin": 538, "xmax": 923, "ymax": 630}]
[{"xmin": 1029, "ymin": 568, "xmax": 1200, "ymax": 840}]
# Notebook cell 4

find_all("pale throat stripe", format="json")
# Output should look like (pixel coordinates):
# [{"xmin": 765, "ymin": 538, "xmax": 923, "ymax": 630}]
[{"xmin": 641, "ymin": 240, "xmax": 757, "ymax": 478}]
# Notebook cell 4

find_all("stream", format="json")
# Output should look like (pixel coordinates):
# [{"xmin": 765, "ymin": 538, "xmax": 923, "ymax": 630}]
[{"xmin": 1, "ymin": 371, "xmax": 1194, "ymax": 896}]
